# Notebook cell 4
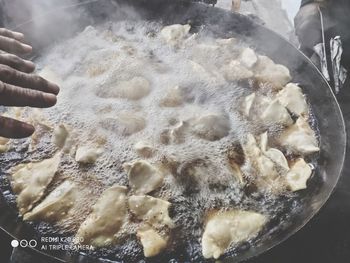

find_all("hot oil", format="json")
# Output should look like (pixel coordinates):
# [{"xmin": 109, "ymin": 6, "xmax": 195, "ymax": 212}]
[
  {"xmin": 0, "ymin": 20, "xmax": 313, "ymax": 261},
  {"xmin": 35, "ymin": 21, "xmax": 259, "ymax": 189}
]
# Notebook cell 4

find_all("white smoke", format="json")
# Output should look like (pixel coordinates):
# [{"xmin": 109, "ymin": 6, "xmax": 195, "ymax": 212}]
[
  {"xmin": 2, "ymin": 0, "xmax": 142, "ymax": 51},
  {"xmin": 2, "ymin": 0, "xmax": 95, "ymax": 51}
]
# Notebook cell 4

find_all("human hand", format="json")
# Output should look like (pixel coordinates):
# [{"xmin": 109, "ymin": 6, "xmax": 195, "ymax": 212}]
[{"xmin": 0, "ymin": 28, "xmax": 60, "ymax": 139}]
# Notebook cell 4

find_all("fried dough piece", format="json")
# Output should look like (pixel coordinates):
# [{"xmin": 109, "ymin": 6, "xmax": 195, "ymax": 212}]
[
  {"xmin": 128, "ymin": 161, "xmax": 164, "ymax": 195},
  {"xmin": 128, "ymin": 195, "xmax": 174, "ymax": 228},
  {"xmin": 202, "ymin": 210, "xmax": 267, "ymax": 259},
  {"xmin": 23, "ymin": 180, "xmax": 78, "ymax": 222},
  {"xmin": 11, "ymin": 153, "xmax": 60, "ymax": 215},
  {"xmin": 76, "ymin": 185, "xmax": 128, "ymax": 247},
  {"xmin": 137, "ymin": 227, "xmax": 168, "ymax": 257},
  {"xmin": 278, "ymin": 117, "xmax": 320, "ymax": 155}
]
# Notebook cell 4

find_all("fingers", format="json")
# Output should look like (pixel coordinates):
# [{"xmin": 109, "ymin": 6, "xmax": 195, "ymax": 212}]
[
  {"xmin": 0, "ymin": 28, "xmax": 32, "ymax": 55},
  {"xmin": 0, "ymin": 65, "xmax": 59, "ymax": 95},
  {"xmin": 0, "ymin": 53, "xmax": 35, "ymax": 73},
  {"xmin": 0, "ymin": 115, "xmax": 34, "ymax": 138},
  {"xmin": 0, "ymin": 81, "xmax": 57, "ymax": 108},
  {"xmin": 0, "ymin": 28, "xmax": 54, "ymax": 139},
  {"xmin": 0, "ymin": 28, "xmax": 25, "ymax": 41},
  {"xmin": 0, "ymin": 29, "xmax": 36, "ymax": 74},
  {"xmin": 0, "ymin": 35, "xmax": 32, "ymax": 55}
]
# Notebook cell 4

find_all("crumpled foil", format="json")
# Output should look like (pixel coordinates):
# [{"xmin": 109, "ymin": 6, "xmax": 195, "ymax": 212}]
[
  {"xmin": 330, "ymin": 36, "xmax": 347, "ymax": 94},
  {"xmin": 313, "ymin": 7, "xmax": 347, "ymax": 94},
  {"xmin": 314, "ymin": 42, "xmax": 330, "ymax": 81}
]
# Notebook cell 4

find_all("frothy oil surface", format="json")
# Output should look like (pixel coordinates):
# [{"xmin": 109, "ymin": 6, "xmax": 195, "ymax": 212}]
[
  {"xmin": 36, "ymin": 21, "xmax": 256, "ymax": 190},
  {"xmin": 11, "ymin": 20, "xmax": 307, "ymax": 260}
]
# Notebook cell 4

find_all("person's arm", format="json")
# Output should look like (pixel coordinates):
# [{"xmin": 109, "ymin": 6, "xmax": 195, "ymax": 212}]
[
  {"xmin": 301, "ymin": 0, "xmax": 316, "ymax": 7},
  {"xmin": 294, "ymin": 1, "xmax": 323, "ymax": 56},
  {"xmin": 0, "ymin": 28, "xmax": 59, "ymax": 139}
]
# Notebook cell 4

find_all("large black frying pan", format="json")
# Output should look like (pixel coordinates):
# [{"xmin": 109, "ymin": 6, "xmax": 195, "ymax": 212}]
[{"xmin": 0, "ymin": 0, "xmax": 346, "ymax": 262}]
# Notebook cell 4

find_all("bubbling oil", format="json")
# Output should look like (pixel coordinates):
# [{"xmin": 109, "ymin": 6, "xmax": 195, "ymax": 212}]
[
  {"xmin": 4, "ymin": 20, "xmax": 306, "ymax": 261},
  {"xmin": 36, "ymin": 21, "xmax": 258, "ymax": 189}
]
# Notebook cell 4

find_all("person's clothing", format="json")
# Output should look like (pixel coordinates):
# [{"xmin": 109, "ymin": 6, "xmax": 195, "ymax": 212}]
[
  {"xmin": 296, "ymin": 0, "xmax": 350, "ymax": 94},
  {"xmin": 296, "ymin": 2, "xmax": 350, "ymax": 221},
  {"xmin": 299, "ymin": 0, "xmax": 350, "ymax": 71},
  {"xmin": 298, "ymin": 1, "xmax": 350, "ymax": 217},
  {"xmin": 301, "ymin": 0, "xmax": 326, "ymax": 7},
  {"xmin": 296, "ymin": 6, "xmax": 350, "ymax": 263}
]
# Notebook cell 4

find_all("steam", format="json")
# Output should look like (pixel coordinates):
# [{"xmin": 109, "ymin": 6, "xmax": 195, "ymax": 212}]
[
  {"xmin": 3, "ymin": 0, "xmax": 84, "ymax": 51},
  {"xmin": 2, "ymin": 0, "xmax": 143, "ymax": 52},
  {"xmin": 3, "ymin": 0, "xmax": 82, "ymax": 27}
]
